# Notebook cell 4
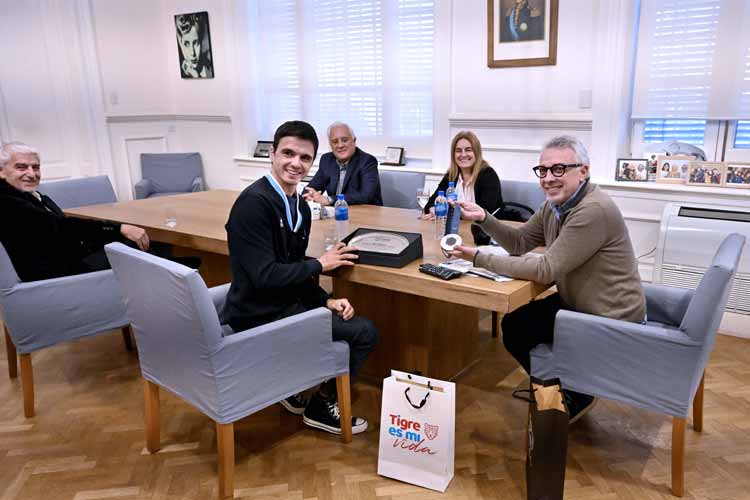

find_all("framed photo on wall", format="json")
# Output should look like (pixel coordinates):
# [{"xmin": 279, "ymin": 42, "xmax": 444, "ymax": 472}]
[
  {"xmin": 174, "ymin": 12, "xmax": 214, "ymax": 79},
  {"xmin": 687, "ymin": 162, "xmax": 725, "ymax": 187},
  {"xmin": 487, "ymin": 0, "xmax": 559, "ymax": 68},
  {"xmin": 615, "ymin": 158, "xmax": 649, "ymax": 181},
  {"xmin": 725, "ymin": 163, "xmax": 750, "ymax": 188},
  {"xmin": 656, "ymin": 155, "xmax": 692, "ymax": 184}
]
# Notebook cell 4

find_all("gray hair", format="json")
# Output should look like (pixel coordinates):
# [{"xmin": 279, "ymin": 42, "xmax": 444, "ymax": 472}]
[
  {"xmin": 327, "ymin": 121, "xmax": 356, "ymax": 140},
  {"xmin": 542, "ymin": 135, "xmax": 590, "ymax": 167},
  {"xmin": 0, "ymin": 141, "xmax": 39, "ymax": 168}
]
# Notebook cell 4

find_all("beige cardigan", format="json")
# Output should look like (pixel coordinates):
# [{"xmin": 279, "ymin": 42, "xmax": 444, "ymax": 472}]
[{"xmin": 475, "ymin": 182, "xmax": 646, "ymax": 323}]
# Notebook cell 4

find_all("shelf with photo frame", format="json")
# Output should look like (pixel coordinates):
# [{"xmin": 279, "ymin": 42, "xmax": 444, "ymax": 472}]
[{"xmin": 613, "ymin": 155, "xmax": 750, "ymax": 191}]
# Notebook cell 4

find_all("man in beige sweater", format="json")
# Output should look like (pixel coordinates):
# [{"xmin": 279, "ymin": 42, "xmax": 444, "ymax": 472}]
[{"xmin": 452, "ymin": 135, "xmax": 645, "ymax": 423}]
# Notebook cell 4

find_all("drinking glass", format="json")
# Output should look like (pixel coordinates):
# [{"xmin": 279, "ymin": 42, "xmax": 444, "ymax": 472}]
[
  {"xmin": 416, "ymin": 188, "xmax": 430, "ymax": 212},
  {"xmin": 164, "ymin": 206, "xmax": 177, "ymax": 228}
]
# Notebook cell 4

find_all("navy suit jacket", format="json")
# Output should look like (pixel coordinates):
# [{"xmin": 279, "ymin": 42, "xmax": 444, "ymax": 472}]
[{"xmin": 307, "ymin": 148, "xmax": 383, "ymax": 205}]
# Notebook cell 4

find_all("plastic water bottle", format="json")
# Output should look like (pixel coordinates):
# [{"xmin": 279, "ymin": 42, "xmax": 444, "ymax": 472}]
[
  {"xmin": 334, "ymin": 194, "xmax": 349, "ymax": 241},
  {"xmin": 446, "ymin": 181, "xmax": 457, "ymax": 204},
  {"xmin": 434, "ymin": 191, "xmax": 448, "ymax": 240}
]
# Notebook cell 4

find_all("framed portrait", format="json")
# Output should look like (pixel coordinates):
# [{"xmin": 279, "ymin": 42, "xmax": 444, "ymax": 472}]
[
  {"xmin": 687, "ymin": 162, "xmax": 725, "ymax": 187},
  {"xmin": 487, "ymin": 0, "xmax": 558, "ymax": 68},
  {"xmin": 382, "ymin": 147, "xmax": 405, "ymax": 166},
  {"xmin": 616, "ymin": 158, "xmax": 649, "ymax": 182},
  {"xmin": 175, "ymin": 12, "xmax": 214, "ymax": 79},
  {"xmin": 643, "ymin": 152, "xmax": 660, "ymax": 181},
  {"xmin": 253, "ymin": 140, "xmax": 273, "ymax": 158},
  {"xmin": 656, "ymin": 155, "xmax": 692, "ymax": 184},
  {"xmin": 725, "ymin": 163, "xmax": 750, "ymax": 188}
]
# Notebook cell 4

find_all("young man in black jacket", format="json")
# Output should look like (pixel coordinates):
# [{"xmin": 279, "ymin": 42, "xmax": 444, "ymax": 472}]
[
  {"xmin": 224, "ymin": 121, "xmax": 378, "ymax": 435},
  {"xmin": 0, "ymin": 142, "xmax": 150, "ymax": 282}
]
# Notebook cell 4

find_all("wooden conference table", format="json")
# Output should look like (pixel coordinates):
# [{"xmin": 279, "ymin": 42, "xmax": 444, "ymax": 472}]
[{"xmin": 67, "ymin": 190, "xmax": 547, "ymax": 381}]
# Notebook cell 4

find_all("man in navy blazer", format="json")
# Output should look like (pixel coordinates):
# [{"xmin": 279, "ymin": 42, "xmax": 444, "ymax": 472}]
[{"xmin": 303, "ymin": 122, "xmax": 383, "ymax": 206}]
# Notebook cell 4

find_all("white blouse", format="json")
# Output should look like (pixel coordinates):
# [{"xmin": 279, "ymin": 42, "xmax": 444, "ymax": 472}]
[{"xmin": 456, "ymin": 176, "xmax": 475, "ymax": 204}]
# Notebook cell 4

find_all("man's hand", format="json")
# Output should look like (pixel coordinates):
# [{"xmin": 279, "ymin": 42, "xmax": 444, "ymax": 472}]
[
  {"xmin": 326, "ymin": 297, "xmax": 354, "ymax": 321},
  {"xmin": 457, "ymin": 201, "xmax": 486, "ymax": 222},
  {"xmin": 450, "ymin": 244, "xmax": 478, "ymax": 261},
  {"xmin": 303, "ymin": 187, "xmax": 331, "ymax": 206},
  {"xmin": 121, "ymin": 224, "xmax": 150, "ymax": 251},
  {"xmin": 418, "ymin": 207, "xmax": 435, "ymax": 220},
  {"xmin": 317, "ymin": 242, "xmax": 358, "ymax": 272}
]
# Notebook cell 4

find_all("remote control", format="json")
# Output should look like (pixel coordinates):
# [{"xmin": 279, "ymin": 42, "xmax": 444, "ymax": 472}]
[{"xmin": 418, "ymin": 263, "xmax": 462, "ymax": 281}]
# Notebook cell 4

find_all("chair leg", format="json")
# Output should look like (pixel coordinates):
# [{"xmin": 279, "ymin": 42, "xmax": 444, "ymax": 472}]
[
  {"xmin": 672, "ymin": 417, "xmax": 686, "ymax": 497},
  {"xmin": 143, "ymin": 379, "xmax": 161, "ymax": 453},
  {"xmin": 693, "ymin": 372, "xmax": 704, "ymax": 432},
  {"xmin": 216, "ymin": 422, "xmax": 235, "ymax": 499},
  {"xmin": 121, "ymin": 326, "xmax": 133, "ymax": 351},
  {"xmin": 4, "ymin": 324, "xmax": 17, "ymax": 379},
  {"xmin": 20, "ymin": 353, "xmax": 34, "ymax": 417},
  {"xmin": 336, "ymin": 373, "xmax": 353, "ymax": 444},
  {"xmin": 492, "ymin": 311, "xmax": 499, "ymax": 338}
]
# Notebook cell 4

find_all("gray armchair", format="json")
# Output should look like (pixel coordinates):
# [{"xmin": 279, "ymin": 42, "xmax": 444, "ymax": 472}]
[
  {"xmin": 104, "ymin": 242, "xmax": 352, "ymax": 499},
  {"xmin": 0, "ymin": 242, "xmax": 130, "ymax": 417},
  {"xmin": 39, "ymin": 175, "xmax": 117, "ymax": 208},
  {"xmin": 496, "ymin": 180, "xmax": 546, "ymax": 221},
  {"xmin": 530, "ymin": 233, "xmax": 745, "ymax": 496},
  {"xmin": 135, "ymin": 152, "xmax": 205, "ymax": 199},
  {"xmin": 379, "ymin": 170, "xmax": 425, "ymax": 209}
]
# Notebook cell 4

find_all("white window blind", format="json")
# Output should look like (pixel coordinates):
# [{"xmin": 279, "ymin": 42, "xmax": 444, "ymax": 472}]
[
  {"xmin": 632, "ymin": 0, "xmax": 750, "ymax": 120},
  {"xmin": 643, "ymin": 119, "xmax": 706, "ymax": 144},
  {"xmin": 253, "ymin": 0, "xmax": 434, "ymax": 142},
  {"xmin": 735, "ymin": 120, "xmax": 750, "ymax": 148}
]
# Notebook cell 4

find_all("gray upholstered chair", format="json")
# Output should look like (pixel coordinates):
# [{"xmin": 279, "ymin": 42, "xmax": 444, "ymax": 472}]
[
  {"xmin": 0, "ymin": 242, "xmax": 130, "ymax": 417},
  {"xmin": 379, "ymin": 170, "xmax": 425, "ymax": 210},
  {"xmin": 530, "ymin": 233, "xmax": 745, "ymax": 497},
  {"xmin": 135, "ymin": 152, "xmax": 205, "ymax": 199},
  {"xmin": 495, "ymin": 180, "xmax": 546, "ymax": 221},
  {"xmin": 39, "ymin": 175, "xmax": 117, "ymax": 208},
  {"xmin": 104, "ymin": 242, "xmax": 352, "ymax": 499}
]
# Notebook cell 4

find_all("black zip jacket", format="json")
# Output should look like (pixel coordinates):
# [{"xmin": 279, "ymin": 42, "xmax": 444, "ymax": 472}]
[{"xmin": 224, "ymin": 177, "xmax": 329, "ymax": 332}]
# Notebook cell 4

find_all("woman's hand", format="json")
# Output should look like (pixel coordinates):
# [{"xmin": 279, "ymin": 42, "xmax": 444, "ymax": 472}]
[
  {"xmin": 418, "ymin": 207, "xmax": 435, "ymax": 220},
  {"xmin": 450, "ymin": 244, "xmax": 478, "ymax": 261}
]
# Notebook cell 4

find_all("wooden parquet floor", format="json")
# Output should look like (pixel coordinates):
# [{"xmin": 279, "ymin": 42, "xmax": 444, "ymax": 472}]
[{"xmin": 2, "ymin": 314, "xmax": 750, "ymax": 500}]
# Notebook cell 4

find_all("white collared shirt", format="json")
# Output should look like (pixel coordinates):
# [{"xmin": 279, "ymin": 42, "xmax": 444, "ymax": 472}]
[{"xmin": 456, "ymin": 176, "xmax": 474, "ymax": 204}]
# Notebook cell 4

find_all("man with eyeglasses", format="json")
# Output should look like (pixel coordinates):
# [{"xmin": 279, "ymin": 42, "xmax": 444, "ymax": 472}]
[
  {"xmin": 303, "ymin": 122, "xmax": 383, "ymax": 206},
  {"xmin": 451, "ymin": 135, "xmax": 645, "ymax": 424}
]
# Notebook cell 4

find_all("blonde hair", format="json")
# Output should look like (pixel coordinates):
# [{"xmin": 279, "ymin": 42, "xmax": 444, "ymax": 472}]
[{"xmin": 448, "ymin": 131, "xmax": 489, "ymax": 186}]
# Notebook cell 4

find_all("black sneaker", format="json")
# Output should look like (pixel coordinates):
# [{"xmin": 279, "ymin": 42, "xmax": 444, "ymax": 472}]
[
  {"xmin": 279, "ymin": 392, "xmax": 309, "ymax": 415},
  {"xmin": 564, "ymin": 390, "xmax": 597, "ymax": 424},
  {"xmin": 302, "ymin": 395, "xmax": 368, "ymax": 435}
]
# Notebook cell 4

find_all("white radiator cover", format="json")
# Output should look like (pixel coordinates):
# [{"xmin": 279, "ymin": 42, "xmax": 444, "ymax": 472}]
[{"xmin": 654, "ymin": 204, "xmax": 750, "ymax": 332}]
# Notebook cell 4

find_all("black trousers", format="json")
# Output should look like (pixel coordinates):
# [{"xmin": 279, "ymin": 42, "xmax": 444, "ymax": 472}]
[
  {"xmin": 501, "ymin": 292, "xmax": 562, "ymax": 374},
  {"xmin": 281, "ymin": 301, "xmax": 379, "ymax": 399}
]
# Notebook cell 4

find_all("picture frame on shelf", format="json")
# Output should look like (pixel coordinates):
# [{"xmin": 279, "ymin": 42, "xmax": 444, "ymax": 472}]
[
  {"xmin": 725, "ymin": 163, "xmax": 750, "ymax": 188},
  {"xmin": 615, "ymin": 158, "xmax": 649, "ymax": 181},
  {"xmin": 253, "ymin": 141, "xmax": 273, "ymax": 158},
  {"xmin": 687, "ymin": 162, "xmax": 725, "ymax": 187},
  {"xmin": 656, "ymin": 155, "xmax": 692, "ymax": 184},
  {"xmin": 644, "ymin": 152, "xmax": 660, "ymax": 181},
  {"xmin": 487, "ymin": 0, "xmax": 558, "ymax": 68},
  {"xmin": 382, "ymin": 147, "xmax": 405, "ymax": 166}
]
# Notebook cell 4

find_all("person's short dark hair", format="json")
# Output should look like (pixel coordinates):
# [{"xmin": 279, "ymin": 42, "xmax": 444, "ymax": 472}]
[
  {"xmin": 176, "ymin": 13, "xmax": 205, "ymax": 39},
  {"xmin": 273, "ymin": 121, "xmax": 319, "ymax": 158}
]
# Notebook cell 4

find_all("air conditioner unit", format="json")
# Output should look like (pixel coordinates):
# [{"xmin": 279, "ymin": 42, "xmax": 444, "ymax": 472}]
[{"xmin": 654, "ymin": 204, "xmax": 750, "ymax": 328}]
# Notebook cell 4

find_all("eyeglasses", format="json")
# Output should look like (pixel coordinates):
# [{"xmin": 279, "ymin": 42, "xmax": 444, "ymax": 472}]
[{"xmin": 532, "ymin": 163, "xmax": 583, "ymax": 178}]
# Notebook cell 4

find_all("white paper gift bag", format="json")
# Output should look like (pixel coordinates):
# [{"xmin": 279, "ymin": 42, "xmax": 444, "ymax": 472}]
[{"xmin": 377, "ymin": 370, "xmax": 456, "ymax": 492}]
